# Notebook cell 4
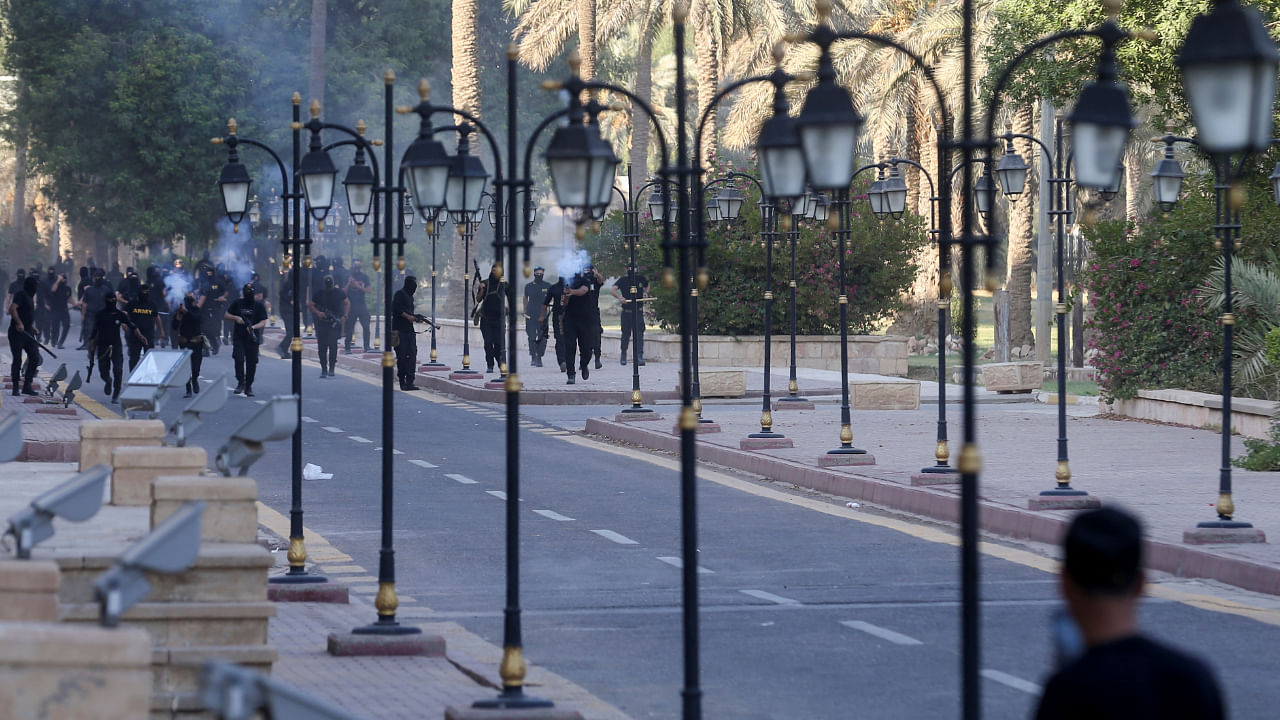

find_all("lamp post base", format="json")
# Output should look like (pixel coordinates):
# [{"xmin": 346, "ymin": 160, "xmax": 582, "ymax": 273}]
[
  {"xmin": 267, "ymin": 572, "xmax": 350, "ymax": 603},
  {"xmin": 420, "ymin": 362, "xmax": 451, "ymax": 372},
  {"xmin": 1028, "ymin": 488, "xmax": 1101, "ymax": 511},
  {"xmin": 448, "ymin": 700, "xmax": 581, "ymax": 720},
  {"xmin": 911, "ymin": 471, "xmax": 960, "ymax": 486},
  {"xmin": 327, "ymin": 627, "xmax": 443, "ymax": 657},
  {"xmin": 818, "ymin": 450, "xmax": 876, "ymax": 468},
  {"xmin": 450, "ymin": 370, "xmax": 484, "ymax": 380},
  {"xmin": 773, "ymin": 396, "xmax": 815, "ymax": 410},
  {"xmin": 1184, "ymin": 520, "xmax": 1266, "ymax": 545},
  {"xmin": 741, "ymin": 433, "xmax": 793, "ymax": 450},
  {"xmin": 617, "ymin": 407, "xmax": 662, "ymax": 422}
]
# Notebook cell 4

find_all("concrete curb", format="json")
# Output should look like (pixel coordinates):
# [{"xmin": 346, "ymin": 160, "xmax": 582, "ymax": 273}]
[{"xmin": 585, "ymin": 417, "xmax": 1280, "ymax": 597}]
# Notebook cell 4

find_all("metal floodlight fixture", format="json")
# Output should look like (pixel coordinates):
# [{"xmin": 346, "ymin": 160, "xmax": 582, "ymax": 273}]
[
  {"xmin": 795, "ymin": 73, "xmax": 865, "ymax": 190},
  {"xmin": 44, "ymin": 363, "xmax": 67, "ymax": 398},
  {"xmin": 717, "ymin": 187, "xmax": 745, "ymax": 221},
  {"xmin": 706, "ymin": 194, "xmax": 722, "ymax": 223},
  {"xmin": 882, "ymin": 166, "xmax": 909, "ymax": 218},
  {"xmin": 974, "ymin": 171, "xmax": 994, "ymax": 217},
  {"xmin": 404, "ymin": 135, "xmax": 452, "ymax": 214},
  {"xmin": 297, "ymin": 148, "xmax": 339, "ymax": 223},
  {"xmin": 168, "ymin": 374, "xmax": 228, "ymax": 447},
  {"xmin": 60, "ymin": 371, "xmax": 83, "ymax": 409},
  {"xmin": 1178, "ymin": 0, "xmax": 1280, "ymax": 155},
  {"xmin": 1152, "ymin": 150, "xmax": 1186, "ymax": 211},
  {"xmin": 214, "ymin": 394, "xmax": 300, "ymax": 477},
  {"xmin": 1067, "ymin": 58, "xmax": 1136, "ymax": 190},
  {"xmin": 119, "ymin": 349, "xmax": 192, "ymax": 419},
  {"xmin": 1099, "ymin": 163, "xmax": 1124, "ymax": 202},
  {"xmin": 445, "ymin": 151, "xmax": 489, "ymax": 224},
  {"xmin": 219, "ymin": 159, "xmax": 252, "ymax": 226},
  {"xmin": 201, "ymin": 662, "xmax": 365, "ymax": 720},
  {"xmin": 810, "ymin": 191, "xmax": 831, "ymax": 223},
  {"xmin": 1270, "ymin": 162, "xmax": 1280, "ymax": 206},
  {"xmin": 756, "ymin": 113, "xmax": 809, "ymax": 201},
  {"xmin": 995, "ymin": 147, "xmax": 1030, "ymax": 198},
  {"xmin": 4, "ymin": 464, "xmax": 109, "ymax": 559},
  {"xmin": 93, "ymin": 500, "xmax": 204, "ymax": 628},
  {"xmin": 343, "ymin": 161, "xmax": 375, "ymax": 227}
]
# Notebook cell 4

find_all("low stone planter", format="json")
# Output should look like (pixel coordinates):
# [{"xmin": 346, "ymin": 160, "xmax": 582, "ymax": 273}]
[
  {"xmin": 981, "ymin": 362, "xmax": 1042, "ymax": 393},
  {"xmin": 1107, "ymin": 389, "xmax": 1279, "ymax": 440},
  {"xmin": 678, "ymin": 369, "xmax": 747, "ymax": 398}
]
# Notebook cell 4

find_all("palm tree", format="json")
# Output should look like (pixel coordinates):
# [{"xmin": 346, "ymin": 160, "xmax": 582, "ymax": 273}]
[
  {"xmin": 309, "ymin": 0, "xmax": 326, "ymax": 110},
  {"xmin": 1201, "ymin": 256, "xmax": 1280, "ymax": 397},
  {"xmin": 445, "ymin": 0, "xmax": 482, "ymax": 318}
]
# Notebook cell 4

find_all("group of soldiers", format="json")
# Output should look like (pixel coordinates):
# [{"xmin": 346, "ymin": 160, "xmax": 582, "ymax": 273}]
[{"xmin": 521, "ymin": 264, "xmax": 650, "ymax": 385}]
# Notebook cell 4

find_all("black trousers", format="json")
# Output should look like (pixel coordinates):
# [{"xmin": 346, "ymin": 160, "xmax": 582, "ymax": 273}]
[
  {"xmin": 394, "ymin": 327, "xmax": 417, "ymax": 385},
  {"xmin": 563, "ymin": 316, "xmax": 596, "ymax": 375},
  {"xmin": 181, "ymin": 336, "xmax": 205, "ymax": 390},
  {"xmin": 204, "ymin": 307, "xmax": 223, "ymax": 353},
  {"xmin": 126, "ymin": 334, "xmax": 153, "ymax": 371},
  {"xmin": 526, "ymin": 316, "xmax": 547, "ymax": 360},
  {"xmin": 480, "ymin": 316, "xmax": 503, "ymax": 370},
  {"xmin": 8, "ymin": 331, "xmax": 39, "ymax": 387},
  {"xmin": 96, "ymin": 342, "xmax": 123, "ymax": 397},
  {"xmin": 51, "ymin": 311, "xmax": 70, "ymax": 347},
  {"xmin": 316, "ymin": 319, "xmax": 340, "ymax": 372},
  {"xmin": 276, "ymin": 300, "xmax": 295, "ymax": 356},
  {"xmin": 232, "ymin": 337, "xmax": 260, "ymax": 388},
  {"xmin": 345, "ymin": 304, "xmax": 371, "ymax": 351},
  {"xmin": 621, "ymin": 309, "xmax": 645, "ymax": 359},
  {"xmin": 551, "ymin": 312, "xmax": 565, "ymax": 367}
]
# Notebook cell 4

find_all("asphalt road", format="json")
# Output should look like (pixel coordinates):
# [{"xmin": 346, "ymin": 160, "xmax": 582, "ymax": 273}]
[{"xmin": 79, "ymin": 342, "xmax": 1280, "ymax": 719}]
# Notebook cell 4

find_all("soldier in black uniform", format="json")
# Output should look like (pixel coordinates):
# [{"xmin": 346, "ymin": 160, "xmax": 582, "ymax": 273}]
[
  {"xmin": 523, "ymin": 266, "xmax": 550, "ymax": 367},
  {"xmin": 344, "ymin": 259, "xmax": 371, "ymax": 353},
  {"xmin": 7, "ymin": 275, "xmax": 41, "ymax": 396},
  {"xmin": 124, "ymin": 284, "xmax": 162, "ymax": 370},
  {"xmin": 391, "ymin": 276, "xmax": 427, "ymax": 391},
  {"xmin": 308, "ymin": 275, "xmax": 349, "ymax": 378},
  {"xmin": 48, "ymin": 272, "xmax": 72, "ymax": 349},
  {"xmin": 541, "ymin": 276, "xmax": 566, "ymax": 373},
  {"xmin": 561, "ymin": 264, "xmax": 602, "ymax": 385},
  {"xmin": 93, "ymin": 291, "xmax": 146, "ymax": 404},
  {"xmin": 276, "ymin": 258, "xmax": 294, "ymax": 359},
  {"xmin": 173, "ymin": 292, "xmax": 205, "ymax": 397},
  {"xmin": 225, "ymin": 283, "xmax": 268, "ymax": 397},
  {"xmin": 611, "ymin": 269, "xmax": 649, "ymax": 365},
  {"xmin": 201, "ymin": 266, "xmax": 228, "ymax": 355},
  {"xmin": 475, "ymin": 264, "xmax": 505, "ymax": 374}
]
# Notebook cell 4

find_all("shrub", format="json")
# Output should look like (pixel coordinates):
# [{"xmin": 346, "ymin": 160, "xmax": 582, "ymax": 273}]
[{"xmin": 580, "ymin": 168, "xmax": 929, "ymax": 336}]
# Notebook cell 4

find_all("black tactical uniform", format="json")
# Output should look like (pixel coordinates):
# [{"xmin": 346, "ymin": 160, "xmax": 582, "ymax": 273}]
[
  {"xmin": 226, "ymin": 285, "xmax": 267, "ymax": 397},
  {"xmin": 344, "ymin": 263, "xmax": 372, "ymax": 353},
  {"xmin": 476, "ymin": 269, "xmax": 505, "ymax": 373},
  {"xmin": 391, "ymin": 277, "xmax": 419, "ymax": 390},
  {"xmin": 124, "ymin": 287, "xmax": 161, "ymax": 370},
  {"xmin": 7, "ymin": 277, "xmax": 41, "ymax": 396},
  {"xmin": 94, "ymin": 294, "xmax": 139, "ymax": 403},
  {"xmin": 309, "ymin": 276, "xmax": 348, "ymax": 377},
  {"xmin": 542, "ymin": 278, "xmax": 566, "ymax": 372},
  {"xmin": 562, "ymin": 266, "xmax": 601, "ymax": 384},
  {"xmin": 523, "ymin": 268, "xmax": 550, "ymax": 367},
  {"xmin": 174, "ymin": 295, "xmax": 205, "ymax": 397},
  {"xmin": 615, "ymin": 272, "xmax": 649, "ymax": 365}
]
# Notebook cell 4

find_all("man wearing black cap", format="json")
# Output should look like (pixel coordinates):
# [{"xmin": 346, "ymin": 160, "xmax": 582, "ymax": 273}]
[
  {"xmin": 225, "ymin": 283, "xmax": 268, "ymax": 396},
  {"xmin": 523, "ymin": 266, "xmax": 550, "ymax": 367},
  {"xmin": 1035, "ymin": 507, "xmax": 1224, "ymax": 719}
]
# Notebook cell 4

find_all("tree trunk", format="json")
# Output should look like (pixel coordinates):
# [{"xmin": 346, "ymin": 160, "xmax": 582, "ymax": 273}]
[
  {"xmin": 1004, "ymin": 103, "xmax": 1036, "ymax": 350},
  {"xmin": 308, "ymin": 0, "xmax": 326, "ymax": 110},
  {"xmin": 1124, "ymin": 149, "xmax": 1142, "ymax": 222},
  {"xmin": 577, "ymin": 0, "xmax": 597, "ymax": 82},
  {"xmin": 629, "ymin": 23, "xmax": 654, "ymax": 197},
  {"xmin": 445, "ymin": 0, "xmax": 482, "ymax": 319},
  {"xmin": 692, "ymin": 0, "xmax": 720, "ymax": 165},
  {"xmin": 904, "ymin": 86, "xmax": 921, "ymax": 214},
  {"xmin": 885, "ymin": 112, "xmax": 939, "ymax": 339},
  {"xmin": 11, "ymin": 79, "xmax": 28, "ymax": 235}
]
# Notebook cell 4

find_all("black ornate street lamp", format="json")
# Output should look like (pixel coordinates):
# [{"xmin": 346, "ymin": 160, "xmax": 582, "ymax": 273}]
[
  {"xmin": 214, "ymin": 104, "xmax": 329, "ymax": 593},
  {"xmin": 446, "ymin": 125, "xmax": 490, "ymax": 380},
  {"xmin": 616, "ymin": 174, "xmax": 669, "ymax": 419},
  {"xmin": 1175, "ymin": 0, "xmax": 1277, "ymax": 540},
  {"xmin": 419, "ymin": 208, "xmax": 450, "ymax": 370}
]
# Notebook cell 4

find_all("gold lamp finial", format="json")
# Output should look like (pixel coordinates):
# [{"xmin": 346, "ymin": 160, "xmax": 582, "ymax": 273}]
[
  {"xmin": 419, "ymin": 78, "xmax": 431, "ymax": 101},
  {"xmin": 568, "ymin": 49, "xmax": 582, "ymax": 74},
  {"xmin": 384, "ymin": 69, "xmax": 395, "ymax": 84},
  {"xmin": 357, "ymin": 119, "xmax": 367, "ymax": 136},
  {"xmin": 672, "ymin": 2, "xmax": 689, "ymax": 25},
  {"xmin": 507, "ymin": 43, "xmax": 519, "ymax": 61},
  {"xmin": 292, "ymin": 92, "xmax": 301, "ymax": 105},
  {"xmin": 227, "ymin": 118, "xmax": 238, "ymax": 135},
  {"xmin": 772, "ymin": 41, "xmax": 786, "ymax": 65},
  {"xmin": 1102, "ymin": 0, "xmax": 1122, "ymax": 21},
  {"xmin": 309, "ymin": 99, "xmax": 321, "ymax": 118}
]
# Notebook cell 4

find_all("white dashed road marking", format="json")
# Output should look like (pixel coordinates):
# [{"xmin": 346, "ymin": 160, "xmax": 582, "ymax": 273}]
[
  {"xmin": 840, "ymin": 621, "xmax": 923, "ymax": 646},
  {"xmin": 445, "ymin": 473, "xmax": 478, "ymax": 484},
  {"xmin": 322, "ymin": 426, "xmax": 343, "ymax": 433},
  {"xmin": 486, "ymin": 490, "xmax": 507, "ymax": 500},
  {"xmin": 533, "ymin": 509, "xmax": 574, "ymax": 521},
  {"xmin": 348, "ymin": 436, "xmax": 373, "ymax": 443},
  {"xmin": 740, "ymin": 589, "xmax": 801, "ymax": 606},
  {"xmin": 301, "ymin": 416, "xmax": 318, "ymax": 423},
  {"xmin": 656, "ymin": 556, "xmax": 713, "ymax": 574},
  {"xmin": 409, "ymin": 459, "xmax": 437, "ymax": 469},
  {"xmin": 592, "ymin": 530, "xmax": 639, "ymax": 545},
  {"xmin": 980, "ymin": 669, "xmax": 1042, "ymax": 695}
]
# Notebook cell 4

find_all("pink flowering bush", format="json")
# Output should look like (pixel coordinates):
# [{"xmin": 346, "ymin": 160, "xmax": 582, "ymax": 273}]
[{"xmin": 1081, "ymin": 216, "xmax": 1220, "ymax": 401}]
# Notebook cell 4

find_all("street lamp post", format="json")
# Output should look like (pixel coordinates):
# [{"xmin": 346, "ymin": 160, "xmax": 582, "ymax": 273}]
[
  {"xmin": 446, "ymin": 126, "xmax": 488, "ymax": 381},
  {"xmin": 1154, "ymin": 0, "xmax": 1277, "ymax": 543},
  {"xmin": 615, "ymin": 174, "xmax": 663, "ymax": 419},
  {"xmin": 421, "ymin": 208, "xmax": 450, "ymax": 370},
  {"xmin": 213, "ymin": 102, "xmax": 330, "ymax": 594},
  {"xmin": 993, "ymin": 119, "xmax": 1102, "ymax": 510}
]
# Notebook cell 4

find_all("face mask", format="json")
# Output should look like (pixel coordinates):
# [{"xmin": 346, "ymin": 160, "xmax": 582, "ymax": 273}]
[
  {"xmin": 184, "ymin": 297, "xmax": 197, "ymax": 310},
  {"xmin": 243, "ymin": 287, "xmax": 254, "ymax": 300},
  {"xmin": 405, "ymin": 280, "xmax": 417, "ymax": 295}
]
